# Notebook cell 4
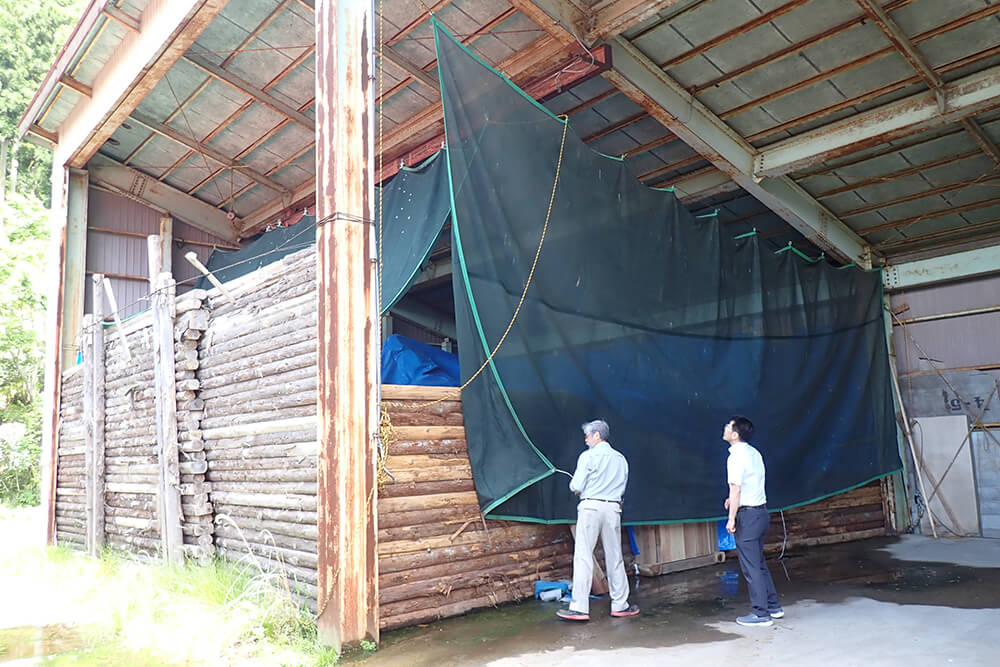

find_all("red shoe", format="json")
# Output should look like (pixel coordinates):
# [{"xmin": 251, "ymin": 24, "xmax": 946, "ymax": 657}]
[
  {"xmin": 611, "ymin": 604, "xmax": 641, "ymax": 617},
  {"xmin": 556, "ymin": 609, "xmax": 590, "ymax": 621}
]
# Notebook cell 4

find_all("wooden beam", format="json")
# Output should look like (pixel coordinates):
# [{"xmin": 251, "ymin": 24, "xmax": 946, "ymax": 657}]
[
  {"xmin": 87, "ymin": 153, "xmax": 240, "ymax": 243},
  {"xmin": 28, "ymin": 124, "xmax": 58, "ymax": 147},
  {"xmin": 315, "ymin": 0, "xmax": 379, "ymax": 649},
  {"xmin": 58, "ymin": 74, "xmax": 92, "ymax": 98},
  {"xmin": 102, "ymin": 5, "xmax": 141, "ymax": 33},
  {"xmin": 380, "ymin": 48, "xmax": 439, "ymax": 93},
  {"xmin": 183, "ymin": 54, "xmax": 315, "ymax": 130},
  {"xmin": 129, "ymin": 110, "xmax": 291, "ymax": 196},
  {"xmin": 159, "ymin": 216, "xmax": 173, "ymax": 275},
  {"xmin": 53, "ymin": 0, "xmax": 228, "ymax": 169},
  {"xmin": 147, "ymin": 236, "xmax": 183, "ymax": 564},
  {"xmin": 17, "ymin": 0, "xmax": 106, "ymax": 140}
]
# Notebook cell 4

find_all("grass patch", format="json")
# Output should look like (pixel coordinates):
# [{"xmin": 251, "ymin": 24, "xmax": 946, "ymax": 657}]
[{"xmin": 0, "ymin": 508, "xmax": 339, "ymax": 665}]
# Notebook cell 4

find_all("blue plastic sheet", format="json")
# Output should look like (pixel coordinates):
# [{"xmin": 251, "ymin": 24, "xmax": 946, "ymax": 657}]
[{"xmin": 381, "ymin": 335, "xmax": 460, "ymax": 386}]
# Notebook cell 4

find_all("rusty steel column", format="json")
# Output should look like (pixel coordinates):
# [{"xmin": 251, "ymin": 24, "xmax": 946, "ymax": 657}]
[{"xmin": 314, "ymin": 0, "xmax": 379, "ymax": 650}]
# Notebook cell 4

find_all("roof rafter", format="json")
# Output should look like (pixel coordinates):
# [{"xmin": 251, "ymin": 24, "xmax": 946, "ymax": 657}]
[
  {"xmin": 129, "ymin": 110, "xmax": 292, "ymax": 196},
  {"xmin": 49, "ymin": 0, "xmax": 229, "ymax": 169},
  {"xmin": 157, "ymin": 46, "xmax": 315, "ymax": 183},
  {"xmin": 510, "ymin": 0, "xmax": 873, "ymax": 266},
  {"xmin": 183, "ymin": 54, "xmax": 315, "ymax": 130}
]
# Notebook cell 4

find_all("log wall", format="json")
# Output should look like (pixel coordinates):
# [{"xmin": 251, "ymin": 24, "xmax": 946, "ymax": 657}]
[
  {"xmin": 51, "ymin": 244, "xmax": 890, "ymax": 632},
  {"xmin": 378, "ymin": 384, "xmax": 573, "ymax": 630},
  {"xmin": 102, "ymin": 319, "xmax": 160, "ymax": 554},
  {"xmin": 199, "ymin": 248, "xmax": 319, "ymax": 607},
  {"xmin": 763, "ymin": 479, "xmax": 891, "ymax": 553},
  {"xmin": 54, "ymin": 366, "xmax": 85, "ymax": 546}
]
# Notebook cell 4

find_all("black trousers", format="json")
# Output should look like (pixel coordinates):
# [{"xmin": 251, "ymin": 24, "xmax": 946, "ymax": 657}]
[{"xmin": 735, "ymin": 506, "xmax": 779, "ymax": 616}]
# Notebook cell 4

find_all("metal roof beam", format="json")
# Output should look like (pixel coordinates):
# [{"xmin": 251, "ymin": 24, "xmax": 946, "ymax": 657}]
[
  {"xmin": 605, "ymin": 38, "xmax": 871, "ymax": 265},
  {"xmin": 46, "ymin": 0, "xmax": 228, "ymax": 169},
  {"xmin": 183, "ymin": 55, "xmax": 315, "ymax": 131},
  {"xmin": 755, "ymin": 64, "xmax": 1000, "ymax": 178},
  {"xmin": 87, "ymin": 154, "xmax": 240, "ymax": 243},
  {"xmin": 883, "ymin": 244, "xmax": 1000, "ymax": 291},
  {"xmin": 129, "ymin": 110, "xmax": 291, "ymax": 197},
  {"xmin": 961, "ymin": 117, "xmax": 1000, "ymax": 166},
  {"xmin": 512, "ymin": 0, "xmax": 874, "ymax": 266},
  {"xmin": 856, "ymin": 0, "xmax": 945, "ymax": 108}
]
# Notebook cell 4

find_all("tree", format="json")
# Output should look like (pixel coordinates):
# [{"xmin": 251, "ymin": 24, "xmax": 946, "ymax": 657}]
[
  {"xmin": 0, "ymin": 0, "xmax": 82, "ymax": 201},
  {"xmin": 0, "ymin": 192, "xmax": 48, "ymax": 505}
]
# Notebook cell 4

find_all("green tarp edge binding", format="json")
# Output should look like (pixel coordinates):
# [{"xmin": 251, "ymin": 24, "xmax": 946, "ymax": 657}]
[{"xmin": 433, "ymin": 20, "xmax": 556, "ymax": 504}]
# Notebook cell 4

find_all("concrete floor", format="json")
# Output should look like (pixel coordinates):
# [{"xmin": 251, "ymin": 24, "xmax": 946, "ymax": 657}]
[{"xmin": 353, "ymin": 535, "xmax": 1000, "ymax": 667}]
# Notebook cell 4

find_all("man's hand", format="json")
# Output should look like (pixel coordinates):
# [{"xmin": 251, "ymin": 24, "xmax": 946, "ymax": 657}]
[
  {"xmin": 726, "ymin": 518, "xmax": 736, "ymax": 534},
  {"xmin": 724, "ymin": 498, "xmax": 730, "ymax": 510}
]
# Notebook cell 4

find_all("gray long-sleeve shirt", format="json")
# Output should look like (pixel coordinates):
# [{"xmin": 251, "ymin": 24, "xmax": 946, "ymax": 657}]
[{"xmin": 569, "ymin": 440, "xmax": 628, "ymax": 501}]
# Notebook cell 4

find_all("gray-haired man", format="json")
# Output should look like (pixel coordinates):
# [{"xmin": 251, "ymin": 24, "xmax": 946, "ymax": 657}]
[{"xmin": 557, "ymin": 420, "xmax": 640, "ymax": 621}]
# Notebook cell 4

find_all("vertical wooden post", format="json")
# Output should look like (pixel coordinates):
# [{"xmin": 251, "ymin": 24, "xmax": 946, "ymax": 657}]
[
  {"xmin": 148, "ymin": 235, "xmax": 184, "ymax": 563},
  {"xmin": 82, "ymin": 313, "xmax": 95, "ymax": 552},
  {"xmin": 315, "ymin": 0, "xmax": 379, "ymax": 649},
  {"xmin": 160, "ymin": 215, "xmax": 173, "ymax": 276},
  {"xmin": 40, "ymin": 164, "xmax": 70, "ymax": 545},
  {"xmin": 89, "ymin": 274, "xmax": 106, "ymax": 554}
]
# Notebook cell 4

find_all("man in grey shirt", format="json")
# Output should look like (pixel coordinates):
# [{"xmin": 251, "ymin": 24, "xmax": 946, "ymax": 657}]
[{"xmin": 557, "ymin": 420, "xmax": 640, "ymax": 621}]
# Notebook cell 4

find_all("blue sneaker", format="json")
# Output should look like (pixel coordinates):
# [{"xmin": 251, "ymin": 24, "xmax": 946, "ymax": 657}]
[
  {"xmin": 736, "ymin": 614, "xmax": 773, "ymax": 627},
  {"xmin": 769, "ymin": 607, "xmax": 784, "ymax": 619}
]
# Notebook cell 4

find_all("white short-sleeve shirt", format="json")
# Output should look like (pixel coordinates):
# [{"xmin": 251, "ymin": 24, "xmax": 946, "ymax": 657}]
[{"xmin": 727, "ymin": 441, "xmax": 767, "ymax": 507}]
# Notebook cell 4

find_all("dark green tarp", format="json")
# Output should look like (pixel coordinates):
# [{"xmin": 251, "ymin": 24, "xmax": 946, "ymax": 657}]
[
  {"xmin": 434, "ymin": 20, "xmax": 901, "ymax": 524},
  {"xmin": 197, "ymin": 151, "xmax": 451, "ymax": 315}
]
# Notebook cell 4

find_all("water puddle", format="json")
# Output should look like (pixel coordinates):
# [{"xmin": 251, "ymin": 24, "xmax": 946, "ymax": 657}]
[
  {"xmin": 0, "ymin": 625, "xmax": 174, "ymax": 665},
  {"xmin": 0, "ymin": 625, "xmax": 83, "ymax": 663}
]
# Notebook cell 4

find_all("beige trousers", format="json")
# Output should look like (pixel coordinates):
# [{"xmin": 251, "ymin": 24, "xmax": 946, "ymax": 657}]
[{"xmin": 569, "ymin": 499, "xmax": 630, "ymax": 614}]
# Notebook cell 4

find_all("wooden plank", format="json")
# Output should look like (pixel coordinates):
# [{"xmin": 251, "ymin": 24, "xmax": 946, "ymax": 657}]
[
  {"xmin": 391, "ymin": 426, "xmax": 466, "ymax": 440},
  {"xmin": 381, "ymin": 385, "xmax": 461, "ymax": 401},
  {"xmin": 148, "ymin": 236, "xmax": 183, "ymax": 564}
]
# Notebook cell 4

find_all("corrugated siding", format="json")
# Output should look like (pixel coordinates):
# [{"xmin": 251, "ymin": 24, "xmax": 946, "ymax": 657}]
[
  {"xmin": 86, "ymin": 188, "xmax": 237, "ymax": 314},
  {"xmin": 890, "ymin": 274, "xmax": 1000, "ymax": 375}
]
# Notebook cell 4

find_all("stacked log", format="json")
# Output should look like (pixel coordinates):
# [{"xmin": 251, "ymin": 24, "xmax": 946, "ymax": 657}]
[
  {"xmin": 764, "ymin": 479, "xmax": 889, "ymax": 553},
  {"xmin": 55, "ymin": 366, "xmax": 86, "ymax": 547},
  {"xmin": 174, "ymin": 290, "xmax": 214, "ymax": 560},
  {"xmin": 377, "ymin": 385, "xmax": 573, "ymax": 631},
  {"xmin": 102, "ymin": 319, "xmax": 161, "ymax": 555},
  {"xmin": 200, "ymin": 248, "xmax": 319, "ymax": 605}
]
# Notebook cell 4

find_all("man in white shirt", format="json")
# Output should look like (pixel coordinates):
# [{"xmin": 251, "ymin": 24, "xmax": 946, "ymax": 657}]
[
  {"xmin": 723, "ymin": 415, "xmax": 782, "ymax": 627},
  {"xmin": 556, "ymin": 419, "xmax": 640, "ymax": 621}
]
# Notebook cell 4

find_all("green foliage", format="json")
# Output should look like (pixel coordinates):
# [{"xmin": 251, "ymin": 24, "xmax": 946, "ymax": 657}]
[
  {"xmin": 0, "ymin": 193, "xmax": 49, "ymax": 506},
  {"xmin": 0, "ymin": 0, "xmax": 82, "ymax": 201}
]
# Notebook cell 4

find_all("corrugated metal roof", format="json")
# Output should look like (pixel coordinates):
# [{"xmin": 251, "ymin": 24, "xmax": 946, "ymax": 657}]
[{"xmin": 18, "ymin": 0, "xmax": 1000, "ymax": 264}]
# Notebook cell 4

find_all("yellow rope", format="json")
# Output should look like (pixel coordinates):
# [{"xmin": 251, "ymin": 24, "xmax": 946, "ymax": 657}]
[{"xmin": 384, "ymin": 114, "xmax": 571, "ymax": 411}]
